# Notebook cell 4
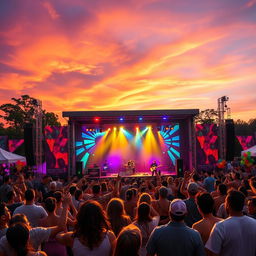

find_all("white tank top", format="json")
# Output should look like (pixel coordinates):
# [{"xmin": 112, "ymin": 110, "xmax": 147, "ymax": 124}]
[{"xmin": 72, "ymin": 232, "xmax": 111, "ymax": 256}]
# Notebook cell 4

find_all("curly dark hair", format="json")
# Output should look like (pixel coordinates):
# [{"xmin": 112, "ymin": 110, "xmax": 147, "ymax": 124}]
[{"xmin": 74, "ymin": 200, "xmax": 110, "ymax": 250}]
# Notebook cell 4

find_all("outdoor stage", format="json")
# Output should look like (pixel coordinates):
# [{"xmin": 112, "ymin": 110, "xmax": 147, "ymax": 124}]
[{"xmin": 63, "ymin": 109, "xmax": 199, "ymax": 178}]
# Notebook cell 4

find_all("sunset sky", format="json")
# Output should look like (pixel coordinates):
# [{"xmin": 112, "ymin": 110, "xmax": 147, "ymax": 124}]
[{"xmin": 0, "ymin": 0, "xmax": 256, "ymax": 124}]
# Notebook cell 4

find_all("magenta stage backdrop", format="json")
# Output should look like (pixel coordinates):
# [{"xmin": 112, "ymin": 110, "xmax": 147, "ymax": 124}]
[
  {"xmin": 236, "ymin": 136, "xmax": 254, "ymax": 150},
  {"xmin": 8, "ymin": 139, "xmax": 24, "ymax": 152},
  {"xmin": 196, "ymin": 124, "xmax": 218, "ymax": 166},
  {"xmin": 44, "ymin": 126, "xmax": 68, "ymax": 174}
]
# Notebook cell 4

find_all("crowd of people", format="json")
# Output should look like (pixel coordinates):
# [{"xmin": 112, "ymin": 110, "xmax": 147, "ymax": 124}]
[{"xmin": 0, "ymin": 164, "xmax": 256, "ymax": 256}]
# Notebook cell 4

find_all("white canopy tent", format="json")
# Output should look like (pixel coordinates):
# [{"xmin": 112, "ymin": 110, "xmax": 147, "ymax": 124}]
[
  {"xmin": 241, "ymin": 145, "xmax": 256, "ymax": 157},
  {"xmin": 0, "ymin": 148, "xmax": 26, "ymax": 164}
]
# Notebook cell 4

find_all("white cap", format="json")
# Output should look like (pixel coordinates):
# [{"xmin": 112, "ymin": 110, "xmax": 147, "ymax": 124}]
[{"xmin": 169, "ymin": 199, "xmax": 187, "ymax": 216}]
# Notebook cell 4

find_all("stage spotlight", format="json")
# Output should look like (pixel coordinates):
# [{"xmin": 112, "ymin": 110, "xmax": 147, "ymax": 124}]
[
  {"xmin": 114, "ymin": 127, "xmax": 117, "ymax": 130},
  {"xmin": 120, "ymin": 126, "xmax": 124, "ymax": 130},
  {"xmin": 136, "ymin": 126, "xmax": 139, "ymax": 130},
  {"xmin": 139, "ymin": 117, "xmax": 143, "ymax": 121},
  {"xmin": 119, "ymin": 117, "xmax": 124, "ymax": 122},
  {"xmin": 94, "ymin": 117, "xmax": 100, "ymax": 122},
  {"xmin": 162, "ymin": 117, "xmax": 167, "ymax": 120},
  {"xmin": 107, "ymin": 128, "xmax": 111, "ymax": 132},
  {"xmin": 166, "ymin": 127, "xmax": 169, "ymax": 130},
  {"xmin": 86, "ymin": 129, "xmax": 89, "ymax": 132}
]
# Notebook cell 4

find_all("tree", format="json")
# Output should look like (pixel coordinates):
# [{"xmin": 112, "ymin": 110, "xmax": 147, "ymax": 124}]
[
  {"xmin": 234, "ymin": 119, "xmax": 250, "ymax": 135},
  {"xmin": 0, "ymin": 122, "xmax": 5, "ymax": 135},
  {"xmin": 194, "ymin": 109, "xmax": 218, "ymax": 124},
  {"xmin": 248, "ymin": 119, "xmax": 256, "ymax": 135},
  {"xmin": 0, "ymin": 95, "xmax": 60, "ymax": 137},
  {"xmin": 43, "ymin": 111, "xmax": 61, "ymax": 127}
]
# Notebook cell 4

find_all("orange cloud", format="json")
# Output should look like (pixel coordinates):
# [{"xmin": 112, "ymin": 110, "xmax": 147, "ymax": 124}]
[{"xmin": 0, "ymin": 0, "xmax": 255, "ymax": 124}]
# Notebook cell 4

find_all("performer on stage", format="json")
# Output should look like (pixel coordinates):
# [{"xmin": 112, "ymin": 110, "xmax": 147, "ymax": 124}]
[
  {"xmin": 150, "ymin": 160, "xmax": 161, "ymax": 176},
  {"xmin": 103, "ymin": 160, "xmax": 109, "ymax": 171},
  {"xmin": 128, "ymin": 160, "xmax": 136, "ymax": 174}
]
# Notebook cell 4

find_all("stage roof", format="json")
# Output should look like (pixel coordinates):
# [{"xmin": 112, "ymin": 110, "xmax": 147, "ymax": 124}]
[{"xmin": 63, "ymin": 109, "xmax": 199, "ymax": 124}]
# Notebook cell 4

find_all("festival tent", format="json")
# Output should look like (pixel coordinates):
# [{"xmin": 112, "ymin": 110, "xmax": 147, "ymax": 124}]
[
  {"xmin": 0, "ymin": 148, "xmax": 26, "ymax": 164},
  {"xmin": 241, "ymin": 145, "xmax": 256, "ymax": 157}
]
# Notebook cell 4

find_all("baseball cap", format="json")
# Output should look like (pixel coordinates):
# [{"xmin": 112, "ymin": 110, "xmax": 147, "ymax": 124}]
[
  {"xmin": 50, "ymin": 181, "xmax": 57, "ymax": 188},
  {"xmin": 169, "ymin": 199, "xmax": 187, "ymax": 216},
  {"xmin": 187, "ymin": 182, "xmax": 198, "ymax": 194}
]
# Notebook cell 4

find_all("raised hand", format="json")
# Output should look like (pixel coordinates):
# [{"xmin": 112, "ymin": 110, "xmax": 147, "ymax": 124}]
[{"xmin": 62, "ymin": 192, "xmax": 72, "ymax": 206}]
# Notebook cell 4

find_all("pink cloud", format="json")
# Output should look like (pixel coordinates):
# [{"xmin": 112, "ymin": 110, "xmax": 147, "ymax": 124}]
[{"xmin": 0, "ymin": 0, "xmax": 255, "ymax": 124}]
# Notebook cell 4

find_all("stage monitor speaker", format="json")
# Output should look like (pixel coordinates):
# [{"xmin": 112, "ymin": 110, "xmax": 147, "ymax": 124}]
[
  {"xmin": 175, "ymin": 158, "xmax": 183, "ymax": 177},
  {"xmin": 24, "ymin": 123, "xmax": 35, "ymax": 166},
  {"xmin": 88, "ymin": 168, "xmax": 100, "ymax": 178},
  {"xmin": 225, "ymin": 119, "xmax": 235, "ymax": 161},
  {"xmin": 76, "ymin": 161, "xmax": 83, "ymax": 178}
]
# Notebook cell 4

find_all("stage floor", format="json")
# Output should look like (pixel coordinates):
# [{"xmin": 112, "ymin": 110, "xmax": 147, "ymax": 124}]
[{"xmin": 86, "ymin": 170, "xmax": 176, "ymax": 179}]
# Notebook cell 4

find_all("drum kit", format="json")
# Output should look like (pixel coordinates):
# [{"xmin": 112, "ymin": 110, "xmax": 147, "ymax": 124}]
[{"xmin": 124, "ymin": 160, "xmax": 135, "ymax": 175}]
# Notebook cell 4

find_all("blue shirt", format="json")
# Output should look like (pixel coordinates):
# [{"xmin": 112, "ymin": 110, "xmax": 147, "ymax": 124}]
[{"xmin": 146, "ymin": 222, "xmax": 205, "ymax": 256}]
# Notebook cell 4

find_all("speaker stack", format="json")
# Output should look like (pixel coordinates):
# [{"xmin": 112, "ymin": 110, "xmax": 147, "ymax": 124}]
[
  {"xmin": 76, "ymin": 161, "xmax": 83, "ymax": 178},
  {"xmin": 225, "ymin": 119, "xmax": 235, "ymax": 161},
  {"xmin": 175, "ymin": 158, "xmax": 184, "ymax": 177},
  {"xmin": 24, "ymin": 123, "xmax": 35, "ymax": 166}
]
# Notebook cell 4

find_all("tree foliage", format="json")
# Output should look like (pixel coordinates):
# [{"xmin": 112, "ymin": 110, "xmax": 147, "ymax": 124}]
[
  {"xmin": 0, "ymin": 95, "xmax": 60, "ymax": 138},
  {"xmin": 234, "ymin": 118, "xmax": 256, "ymax": 136},
  {"xmin": 195, "ymin": 109, "xmax": 256, "ymax": 136},
  {"xmin": 194, "ymin": 109, "xmax": 218, "ymax": 124}
]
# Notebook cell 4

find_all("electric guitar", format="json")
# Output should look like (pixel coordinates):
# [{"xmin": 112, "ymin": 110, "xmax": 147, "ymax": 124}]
[{"xmin": 150, "ymin": 165, "xmax": 162, "ymax": 172}]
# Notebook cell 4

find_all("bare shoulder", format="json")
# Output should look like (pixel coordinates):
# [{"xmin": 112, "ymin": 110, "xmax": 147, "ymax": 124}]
[
  {"xmin": 108, "ymin": 230, "xmax": 116, "ymax": 239},
  {"xmin": 56, "ymin": 231, "xmax": 74, "ymax": 247},
  {"xmin": 28, "ymin": 251, "xmax": 47, "ymax": 256},
  {"xmin": 107, "ymin": 230, "xmax": 116, "ymax": 241},
  {"xmin": 192, "ymin": 219, "xmax": 204, "ymax": 230},
  {"xmin": 214, "ymin": 217, "xmax": 223, "ymax": 223},
  {"xmin": 152, "ymin": 200, "xmax": 157, "ymax": 206}
]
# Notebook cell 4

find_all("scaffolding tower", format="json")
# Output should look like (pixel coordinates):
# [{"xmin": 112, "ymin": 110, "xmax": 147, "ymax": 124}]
[
  {"xmin": 34, "ymin": 100, "xmax": 43, "ymax": 175},
  {"xmin": 217, "ymin": 96, "xmax": 229, "ymax": 160}
]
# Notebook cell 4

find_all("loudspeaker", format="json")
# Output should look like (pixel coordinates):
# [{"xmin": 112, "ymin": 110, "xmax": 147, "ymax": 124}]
[
  {"xmin": 175, "ymin": 158, "xmax": 183, "ymax": 177},
  {"xmin": 225, "ymin": 119, "xmax": 235, "ymax": 161},
  {"xmin": 24, "ymin": 123, "xmax": 35, "ymax": 166},
  {"xmin": 88, "ymin": 168, "xmax": 100, "ymax": 178},
  {"xmin": 76, "ymin": 161, "xmax": 83, "ymax": 178}
]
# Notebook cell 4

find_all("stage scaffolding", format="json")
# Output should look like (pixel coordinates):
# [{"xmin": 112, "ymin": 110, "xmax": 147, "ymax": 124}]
[
  {"xmin": 34, "ymin": 99, "xmax": 43, "ymax": 174},
  {"xmin": 217, "ymin": 96, "xmax": 229, "ymax": 160}
]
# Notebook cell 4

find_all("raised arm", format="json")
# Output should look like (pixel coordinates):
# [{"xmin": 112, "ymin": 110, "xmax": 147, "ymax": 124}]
[
  {"xmin": 49, "ymin": 193, "xmax": 70, "ymax": 238},
  {"xmin": 180, "ymin": 171, "xmax": 190, "ymax": 197}
]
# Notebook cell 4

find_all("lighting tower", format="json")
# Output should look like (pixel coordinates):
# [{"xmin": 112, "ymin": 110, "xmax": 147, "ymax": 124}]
[
  {"xmin": 217, "ymin": 96, "xmax": 229, "ymax": 159},
  {"xmin": 34, "ymin": 99, "xmax": 43, "ymax": 174}
]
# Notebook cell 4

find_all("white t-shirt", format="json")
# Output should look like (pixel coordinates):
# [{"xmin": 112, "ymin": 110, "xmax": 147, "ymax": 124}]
[
  {"xmin": 206, "ymin": 216, "xmax": 256, "ymax": 256},
  {"xmin": 217, "ymin": 203, "xmax": 228, "ymax": 219},
  {"xmin": 13, "ymin": 204, "xmax": 48, "ymax": 227},
  {"xmin": 0, "ymin": 227, "xmax": 51, "ymax": 256}
]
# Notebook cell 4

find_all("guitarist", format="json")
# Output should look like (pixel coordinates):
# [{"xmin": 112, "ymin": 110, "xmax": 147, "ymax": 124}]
[{"xmin": 150, "ymin": 160, "xmax": 161, "ymax": 176}]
